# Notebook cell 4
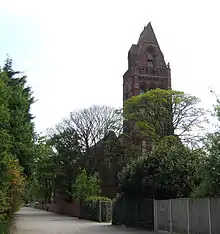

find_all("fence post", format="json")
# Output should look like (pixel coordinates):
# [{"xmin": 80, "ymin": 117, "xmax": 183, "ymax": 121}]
[
  {"xmin": 208, "ymin": 198, "xmax": 212, "ymax": 234},
  {"xmin": 169, "ymin": 199, "xmax": 172, "ymax": 234},
  {"xmin": 135, "ymin": 201, "xmax": 138, "ymax": 227},
  {"xmin": 98, "ymin": 200, "xmax": 102, "ymax": 222},
  {"xmin": 187, "ymin": 198, "xmax": 190, "ymax": 234},
  {"xmin": 111, "ymin": 201, "xmax": 113, "ymax": 222},
  {"xmin": 154, "ymin": 199, "xmax": 158, "ymax": 233}
]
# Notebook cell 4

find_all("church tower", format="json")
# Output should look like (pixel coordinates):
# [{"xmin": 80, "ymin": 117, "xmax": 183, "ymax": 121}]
[
  {"xmin": 123, "ymin": 22, "xmax": 172, "ymax": 152},
  {"xmin": 123, "ymin": 22, "xmax": 171, "ymax": 102}
]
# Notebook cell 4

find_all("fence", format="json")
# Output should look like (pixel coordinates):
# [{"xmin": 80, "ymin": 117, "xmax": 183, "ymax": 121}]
[
  {"xmin": 35, "ymin": 197, "xmax": 220, "ymax": 233},
  {"xmin": 154, "ymin": 198, "xmax": 220, "ymax": 234}
]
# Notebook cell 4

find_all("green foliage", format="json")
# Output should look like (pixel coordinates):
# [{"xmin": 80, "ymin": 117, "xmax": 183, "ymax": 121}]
[
  {"xmin": 25, "ymin": 136, "xmax": 56, "ymax": 203},
  {"xmin": 85, "ymin": 196, "xmax": 111, "ymax": 202},
  {"xmin": 74, "ymin": 169, "xmax": 101, "ymax": 200},
  {"xmin": 0, "ymin": 141, "xmax": 25, "ymax": 221},
  {"xmin": 119, "ymin": 136, "xmax": 203, "ymax": 199},
  {"xmin": 211, "ymin": 90, "xmax": 220, "ymax": 121},
  {"xmin": 7, "ymin": 157, "xmax": 25, "ymax": 214},
  {"xmin": 0, "ymin": 58, "xmax": 32, "ymax": 222},
  {"xmin": 81, "ymin": 197, "xmax": 112, "ymax": 222},
  {"xmin": 112, "ymin": 194, "xmax": 154, "ymax": 229},
  {"xmin": 3, "ymin": 57, "xmax": 35, "ymax": 176},
  {"xmin": 48, "ymin": 127, "xmax": 82, "ymax": 201},
  {"xmin": 193, "ymin": 132, "xmax": 220, "ymax": 197},
  {"xmin": 124, "ymin": 88, "xmax": 207, "ymax": 146},
  {"xmin": 64, "ymin": 105, "xmax": 123, "ymax": 174},
  {"xmin": 0, "ymin": 223, "xmax": 10, "ymax": 234},
  {"xmin": 191, "ymin": 94, "xmax": 220, "ymax": 197},
  {"xmin": 85, "ymin": 196, "xmax": 112, "ymax": 222},
  {"xmin": 0, "ymin": 71, "xmax": 11, "ymax": 222}
]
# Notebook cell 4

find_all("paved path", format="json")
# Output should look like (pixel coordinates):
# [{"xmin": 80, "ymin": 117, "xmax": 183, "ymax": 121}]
[{"xmin": 10, "ymin": 207, "xmax": 154, "ymax": 234}]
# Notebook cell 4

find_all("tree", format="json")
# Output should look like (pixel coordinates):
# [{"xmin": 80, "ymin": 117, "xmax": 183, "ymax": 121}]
[
  {"xmin": 63, "ymin": 105, "xmax": 123, "ymax": 172},
  {"xmin": 28, "ymin": 136, "xmax": 56, "ymax": 203},
  {"xmin": 74, "ymin": 169, "xmax": 101, "ymax": 200},
  {"xmin": 48, "ymin": 127, "xmax": 82, "ymax": 201},
  {"xmin": 211, "ymin": 89, "xmax": 220, "ymax": 122},
  {"xmin": 66, "ymin": 105, "xmax": 122, "ymax": 148},
  {"xmin": 119, "ymin": 136, "xmax": 203, "ymax": 199},
  {"xmin": 192, "ymin": 96, "xmax": 220, "ymax": 197},
  {"xmin": 124, "ymin": 88, "xmax": 207, "ymax": 147},
  {"xmin": 3, "ymin": 57, "xmax": 35, "ymax": 176},
  {"xmin": 0, "ymin": 71, "xmax": 12, "ymax": 219},
  {"xmin": 0, "ymin": 67, "xmax": 25, "ymax": 220}
]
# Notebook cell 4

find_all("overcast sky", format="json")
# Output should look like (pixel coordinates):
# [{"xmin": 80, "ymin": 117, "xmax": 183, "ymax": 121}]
[{"xmin": 0, "ymin": 0, "xmax": 219, "ymax": 133}]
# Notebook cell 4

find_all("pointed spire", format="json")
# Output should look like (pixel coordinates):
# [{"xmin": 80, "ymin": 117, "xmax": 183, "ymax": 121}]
[{"xmin": 138, "ymin": 22, "xmax": 158, "ymax": 45}]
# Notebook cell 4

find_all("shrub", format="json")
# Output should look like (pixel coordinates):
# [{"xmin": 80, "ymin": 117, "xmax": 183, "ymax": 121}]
[
  {"xmin": 119, "ymin": 136, "xmax": 202, "ymax": 199},
  {"xmin": 81, "ymin": 196, "xmax": 112, "ymax": 222},
  {"xmin": 0, "ymin": 154, "xmax": 25, "ymax": 223},
  {"xmin": 74, "ymin": 169, "xmax": 101, "ymax": 200},
  {"xmin": 85, "ymin": 196, "xmax": 111, "ymax": 202},
  {"xmin": 7, "ymin": 157, "xmax": 25, "ymax": 213},
  {"xmin": 0, "ymin": 223, "xmax": 10, "ymax": 234}
]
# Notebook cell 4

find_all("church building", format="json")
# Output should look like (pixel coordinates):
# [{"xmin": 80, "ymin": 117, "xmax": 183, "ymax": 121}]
[{"xmin": 97, "ymin": 22, "xmax": 173, "ymax": 198}]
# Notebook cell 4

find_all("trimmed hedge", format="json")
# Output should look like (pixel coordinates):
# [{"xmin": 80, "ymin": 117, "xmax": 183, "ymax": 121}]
[
  {"xmin": 86, "ymin": 196, "xmax": 111, "ymax": 202},
  {"xmin": 80, "ymin": 196, "xmax": 112, "ymax": 222},
  {"xmin": 0, "ymin": 223, "xmax": 10, "ymax": 234}
]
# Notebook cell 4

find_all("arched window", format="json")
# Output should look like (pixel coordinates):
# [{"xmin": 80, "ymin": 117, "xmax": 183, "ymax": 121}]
[{"xmin": 146, "ymin": 46, "xmax": 157, "ymax": 67}]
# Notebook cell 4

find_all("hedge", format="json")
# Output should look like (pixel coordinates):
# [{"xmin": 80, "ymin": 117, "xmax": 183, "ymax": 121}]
[
  {"xmin": 112, "ymin": 194, "xmax": 154, "ymax": 230},
  {"xmin": 80, "ymin": 196, "xmax": 112, "ymax": 222}
]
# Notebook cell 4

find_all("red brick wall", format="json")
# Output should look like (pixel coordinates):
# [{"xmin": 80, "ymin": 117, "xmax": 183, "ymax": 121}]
[
  {"xmin": 35, "ymin": 200, "xmax": 80, "ymax": 217},
  {"xmin": 49, "ymin": 200, "xmax": 80, "ymax": 217}
]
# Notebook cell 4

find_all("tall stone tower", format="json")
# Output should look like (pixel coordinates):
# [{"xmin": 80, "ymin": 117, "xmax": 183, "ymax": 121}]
[
  {"xmin": 123, "ymin": 22, "xmax": 171, "ymax": 102},
  {"xmin": 123, "ymin": 22, "xmax": 172, "ymax": 152}
]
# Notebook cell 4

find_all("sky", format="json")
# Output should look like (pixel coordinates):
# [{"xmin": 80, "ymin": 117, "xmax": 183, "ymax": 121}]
[{"xmin": 0, "ymin": 0, "xmax": 219, "ymax": 133}]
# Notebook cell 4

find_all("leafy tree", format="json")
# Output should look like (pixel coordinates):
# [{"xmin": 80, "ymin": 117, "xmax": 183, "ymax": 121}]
[
  {"xmin": 28, "ymin": 136, "xmax": 56, "ymax": 203},
  {"xmin": 211, "ymin": 89, "xmax": 220, "ymax": 122},
  {"xmin": 7, "ymin": 157, "xmax": 25, "ymax": 213},
  {"xmin": 46, "ymin": 106, "xmax": 123, "ymax": 175},
  {"xmin": 119, "ymin": 136, "xmax": 203, "ymax": 199},
  {"xmin": 74, "ymin": 169, "xmax": 101, "ymax": 200},
  {"xmin": 3, "ymin": 57, "xmax": 35, "ymax": 176},
  {"xmin": 124, "ymin": 88, "xmax": 207, "ymax": 147},
  {"xmin": 47, "ymin": 126, "xmax": 82, "ymax": 201},
  {"xmin": 193, "ymin": 96, "xmax": 220, "ymax": 197},
  {"xmin": 0, "ymin": 67, "xmax": 25, "ymax": 221},
  {"xmin": 0, "ymin": 71, "xmax": 11, "ymax": 219}
]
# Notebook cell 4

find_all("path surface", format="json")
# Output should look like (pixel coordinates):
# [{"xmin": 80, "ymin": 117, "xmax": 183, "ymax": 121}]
[{"xmin": 10, "ymin": 207, "xmax": 154, "ymax": 234}]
